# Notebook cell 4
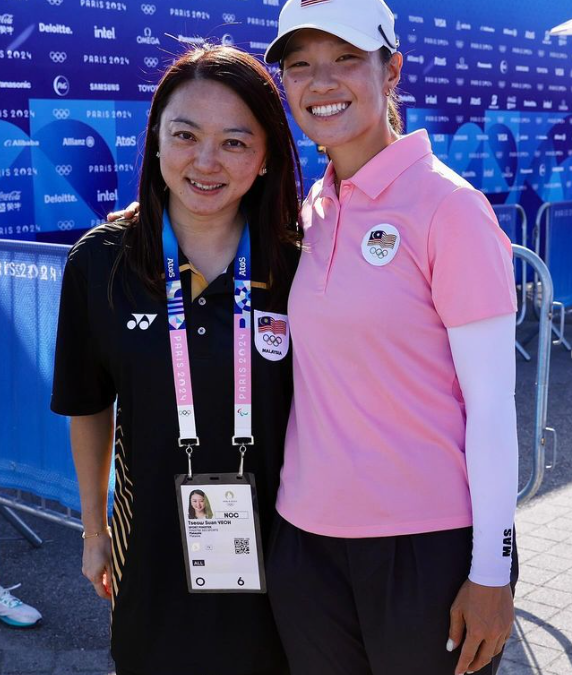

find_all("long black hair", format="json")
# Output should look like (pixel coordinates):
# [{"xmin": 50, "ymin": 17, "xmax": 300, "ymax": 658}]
[{"xmin": 113, "ymin": 44, "xmax": 303, "ymax": 307}]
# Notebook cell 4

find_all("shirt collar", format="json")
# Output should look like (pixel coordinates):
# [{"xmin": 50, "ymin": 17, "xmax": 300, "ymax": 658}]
[{"xmin": 320, "ymin": 129, "xmax": 433, "ymax": 201}]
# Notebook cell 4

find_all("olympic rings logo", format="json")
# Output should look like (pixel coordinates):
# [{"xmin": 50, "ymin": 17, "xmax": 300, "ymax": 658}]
[
  {"xmin": 46, "ymin": 0, "xmax": 63, "ymax": 5},
  {"xmin": 263, "ymin": 335, "xmax": 282, "ymax": 346},
  {"xmin": 55, "ymin": 164, "xmax": 72, "ymax": 177},
  {"xmin": 50, "ymin": 51, "xmax": 67, "ymax": 64},
  {"xmin": 52, "ymin": 108, "xmax": 70, "ymax": 120},
  {"xmin": 222, "ymin": 13, "xmax": 236, "ymax": 22},
  {"xmin": 144, "ymin": 56, "xmax": 159, "ymax": 69},
  {"xmin": 369, "ymin": 246, "xmax": 389, "ymax": 258},
  {"xmin": 57, "ymin": 220, "xmax": 75, "ymax": 231},
  {"xmin": 141, "ymin": 3, "xmax": 156, "ymax": 14}
]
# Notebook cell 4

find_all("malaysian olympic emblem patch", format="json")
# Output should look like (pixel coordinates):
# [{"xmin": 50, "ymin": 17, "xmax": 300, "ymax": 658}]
[
  {"xmin": 361, "ymin": 223, "xmax": 400, "ymax": 267},
  {"xmin": 254, "ymin": 310, "xmax": 290, "ymax": 361}
]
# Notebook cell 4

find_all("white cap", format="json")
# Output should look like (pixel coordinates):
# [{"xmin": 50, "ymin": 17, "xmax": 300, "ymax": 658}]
[{"xmin": 265, "ymin": 0, "xmax": 399, "ymax": 64}]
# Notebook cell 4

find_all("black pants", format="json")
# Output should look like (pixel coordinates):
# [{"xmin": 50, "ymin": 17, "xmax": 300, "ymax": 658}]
[{"xmin": 267, "ymin": 517, "xmax": 518, "ymax": 675}]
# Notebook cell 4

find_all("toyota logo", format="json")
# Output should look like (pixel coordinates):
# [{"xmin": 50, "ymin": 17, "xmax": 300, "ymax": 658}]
[
  {"xmin": 144, "ymin": 56, "xmax": 159, "ymax": 69},
  {"xmin": 222, "ymin": 13, "xmax": 236, "ymax": 22},
  {"xmin": 55, "ymin": 164, "xmax": 72, "ymax": 177},
  {"xmin": 49, "ymin": 51, "xmax": 67, "ymax": 64},
  {"xmin": 52, "ymin": 108, "xmax": 70, "ymax": 120},
  {"xmin": 141, "ymin": 3, "xmax": 156, "ymax": 14},
  {"xmin": 57, "ymin": 220, "xmax": 75, "ymax": 231}
]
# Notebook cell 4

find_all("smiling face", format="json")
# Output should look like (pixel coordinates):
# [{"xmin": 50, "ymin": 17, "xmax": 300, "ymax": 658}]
[
  {"xmin": 191, "ymin": 493, "xmax": 206, "ymax": 515},
  {"xmin": 282, "ymin": 30, "xmax": 400, "ymax": 168},
  {"xmin": 157, "ymin": 78, "xmax": 267, "ymax": 224}
]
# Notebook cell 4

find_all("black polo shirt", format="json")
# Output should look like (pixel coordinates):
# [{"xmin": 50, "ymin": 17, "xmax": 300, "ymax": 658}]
[{"xmin": 51, "ymin": 222, "xmax": 296, "ymax": 675}]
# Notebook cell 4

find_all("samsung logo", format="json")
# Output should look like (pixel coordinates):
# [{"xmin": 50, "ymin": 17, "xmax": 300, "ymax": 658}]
[
  {"xmin": 477, "ymin": 62, "xmax": 492, "ymax": 69},
  {"xmin": 90, "ymin": 82, "xmax": 120, "ymax": 91}
]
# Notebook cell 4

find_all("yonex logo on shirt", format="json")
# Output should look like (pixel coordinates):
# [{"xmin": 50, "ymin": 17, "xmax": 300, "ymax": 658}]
[{"xmin": 127, "ymin": 313, "xmax": 157, "ymax": 330}]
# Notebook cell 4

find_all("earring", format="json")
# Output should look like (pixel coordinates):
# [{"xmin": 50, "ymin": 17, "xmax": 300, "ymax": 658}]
[
  {"xmin": 260, "ymin": 166, "xmax": 267, "ymax": 175},
  {"xmin": 156, "ymin": 151, "xmax": 161, "ymax": 158},
  {"xmin": 385, "ymin": 89, "xmax": 391, "ymax": 97}
]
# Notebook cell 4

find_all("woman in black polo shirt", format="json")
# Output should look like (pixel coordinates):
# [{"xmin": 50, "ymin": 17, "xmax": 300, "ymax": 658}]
[{"xmin": 51, "ymin": 45, "xmax": 301, "ymax": 675}]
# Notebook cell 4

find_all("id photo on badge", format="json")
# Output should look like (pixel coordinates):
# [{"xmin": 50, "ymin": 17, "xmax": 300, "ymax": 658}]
[{"xmin": 177, "ymin": 476, "xmax": 266, "ymax": 593}]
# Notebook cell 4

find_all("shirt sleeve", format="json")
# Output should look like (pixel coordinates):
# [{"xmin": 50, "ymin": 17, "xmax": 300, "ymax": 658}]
[
  {"xmin": 51, "ymin": 255, "xmax": 116, "ymax": 416},
  {"xmin": 447, "ymin": 314, "xmax": 518, "ymax": 586},
  {"xmin": 428, "ymin": 187, "xmax": 517, "ymax": 328}
]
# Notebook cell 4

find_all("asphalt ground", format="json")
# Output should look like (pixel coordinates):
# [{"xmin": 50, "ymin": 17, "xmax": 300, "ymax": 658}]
[{"xmin": 1, "ymin": 317, "xmax": 571, "ymax": 674}]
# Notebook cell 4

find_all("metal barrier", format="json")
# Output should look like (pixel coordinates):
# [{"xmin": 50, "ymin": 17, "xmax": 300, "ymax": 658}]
[
  {"xmin": 494, "ymin": 204, "xmax": 529, "ymax": 360},
  {"xmin": 533, "ymin": 201, "xmax": 572, "ymax": 350},
  {"xmin": 513, "ymin": 245, "xmax": 556, "ymax": 504}
]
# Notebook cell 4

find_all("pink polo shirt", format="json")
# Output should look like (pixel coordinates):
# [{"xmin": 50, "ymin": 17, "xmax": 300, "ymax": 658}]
[{"xmin": 278, "ymin": 129, "xmax": 517, "ymax": 538}]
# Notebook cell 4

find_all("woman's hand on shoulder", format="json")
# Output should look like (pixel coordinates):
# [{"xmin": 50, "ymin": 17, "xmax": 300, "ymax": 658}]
[
  {"xmin": 107, "ymin": 202, "xmax": 140, "ymax": 222},
  {"xmin": 448, "ymin": 579, "xmax": 514, "ymax": 675},
  {"xmin": 82, "ymin": 530, "xmax": 113, "ymax": 601}
]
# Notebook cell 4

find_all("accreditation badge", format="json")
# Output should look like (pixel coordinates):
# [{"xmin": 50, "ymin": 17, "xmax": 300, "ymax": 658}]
[{"xmin": 175, "ymin": 473, "xmax": 266, "ymax": 593}]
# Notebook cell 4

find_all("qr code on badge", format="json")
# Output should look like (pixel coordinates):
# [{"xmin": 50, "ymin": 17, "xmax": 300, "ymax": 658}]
[{"xmin": 234, "ymin": 538, "xmax": 250, "ymax": 554}]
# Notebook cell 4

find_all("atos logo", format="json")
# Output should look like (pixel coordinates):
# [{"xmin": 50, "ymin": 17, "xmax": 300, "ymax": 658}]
[
  {"xmin": 116, "ymin": 135, "xmax": 136, "ymax": 147},
  {"xmin": 50, "ymin": 51, "xmax": 67, "ymax": 64},
  {"xmin": 53, "ymin": 75, "xmax": 70, "ymax": 97},
  {"xmin": 57, "ymin": 220, "xmax": 75, "ymax": 231},
  {"xmin": 52, "ymin": 108, "xmax": 70, "ymax": 120},
  {"xmin": 55, "ymin": 164, "xmax": 72, "ymax": 177},
  {"xmin": 140, "ymin": 3, "xmax": 156, "ymax": 14},
  {"xmin": 144, "ymin": 56, "xmax": 159, "ymax": 69}
]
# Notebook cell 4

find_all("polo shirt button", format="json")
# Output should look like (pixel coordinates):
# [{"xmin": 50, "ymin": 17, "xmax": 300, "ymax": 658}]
[
  {"xmin": 198, "ymin": 327, "xmax": 206, "ymax": 335},
  {"xmin": 198, "ymin": 297, "xmax": 206, "ymax": 306}
]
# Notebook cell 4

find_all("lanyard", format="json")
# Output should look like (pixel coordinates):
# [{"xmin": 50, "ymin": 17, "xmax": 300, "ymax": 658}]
[{"xmin": 162, "ymin": 210, "xmax": 253, "ymax": 477}]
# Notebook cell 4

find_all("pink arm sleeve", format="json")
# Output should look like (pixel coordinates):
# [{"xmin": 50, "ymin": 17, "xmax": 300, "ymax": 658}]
[{"xmin": 447, "ymin": 313, "xmax": 518, "ymax": 586}]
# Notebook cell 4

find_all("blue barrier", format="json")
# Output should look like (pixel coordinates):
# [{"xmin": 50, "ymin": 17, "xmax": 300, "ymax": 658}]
[
  {"xmin": 0, "ymin": 239, "xmax": 113, "ymax": 513},
  {"xmin": 534, "ymin": 201, "xmax": 572, "ymax": 350}
]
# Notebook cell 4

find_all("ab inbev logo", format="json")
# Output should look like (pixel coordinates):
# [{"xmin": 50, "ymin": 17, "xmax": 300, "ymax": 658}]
[{"xmin": 127, "ymin": 314, "xmax": 157, "ymax": 330}]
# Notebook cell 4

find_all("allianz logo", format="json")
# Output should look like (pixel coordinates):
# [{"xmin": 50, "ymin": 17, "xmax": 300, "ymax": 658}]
[{"xmin": 63, "ymin": 136, "xmax": 95, "ymax": 147}]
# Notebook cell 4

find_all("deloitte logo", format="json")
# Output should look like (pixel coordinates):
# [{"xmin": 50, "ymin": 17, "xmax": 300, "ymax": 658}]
[{"xmin": 53, "ymin": 75, "xmax": 70, "ymax": 97}]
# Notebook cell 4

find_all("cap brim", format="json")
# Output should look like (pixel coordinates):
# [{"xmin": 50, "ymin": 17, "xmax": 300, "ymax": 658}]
[{"xmin": 264, "ymin": 22, "xmax": 385, "ymax": 64}]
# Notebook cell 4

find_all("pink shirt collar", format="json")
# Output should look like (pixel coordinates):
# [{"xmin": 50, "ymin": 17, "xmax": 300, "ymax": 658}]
[{"xmin": 321, "ymin": 129, "xmax": 432, "ymax": 201}]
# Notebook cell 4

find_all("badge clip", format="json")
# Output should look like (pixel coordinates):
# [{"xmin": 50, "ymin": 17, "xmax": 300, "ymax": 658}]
[
  {"xmin": 179, "ymin": 437, "xmax": 200, "ymax": 479},
  {"xmin": 232, "ymin": 437, "xmax": 253, "ymax": 479}
]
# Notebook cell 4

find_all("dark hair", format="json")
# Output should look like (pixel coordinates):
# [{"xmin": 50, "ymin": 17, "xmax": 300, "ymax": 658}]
[
  {"xmin": 380, "ymin": 47, "xmax": 403, "ymax": 135},
  {"xmin": 114, "ymin": 44, "xmax": 303, "ymax": 307}
]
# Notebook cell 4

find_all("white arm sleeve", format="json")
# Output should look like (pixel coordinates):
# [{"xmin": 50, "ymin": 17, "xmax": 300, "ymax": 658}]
[{"xmin": 447, "ymin": 313, "xmax": 518, "ymax": 587}]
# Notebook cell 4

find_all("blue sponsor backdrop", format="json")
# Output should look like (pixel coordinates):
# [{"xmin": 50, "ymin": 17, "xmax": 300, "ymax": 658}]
[{"xmin": 0, "ymin": 0, "xmax": 571, "ymax": 243}]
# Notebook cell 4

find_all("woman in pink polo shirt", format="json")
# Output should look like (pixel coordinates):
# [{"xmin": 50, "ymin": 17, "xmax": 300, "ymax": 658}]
[{"xmin": 264, "ymin": 1, "xmax": 518, "ymax": 674}]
